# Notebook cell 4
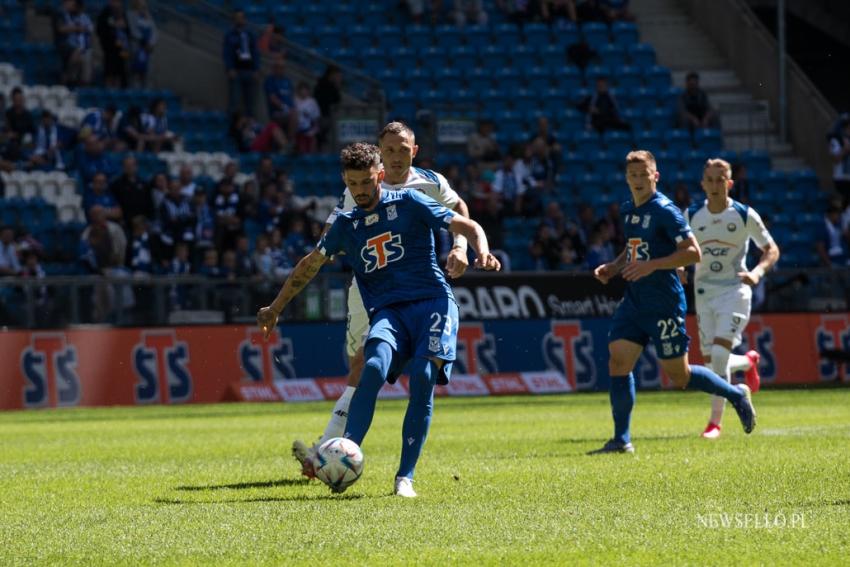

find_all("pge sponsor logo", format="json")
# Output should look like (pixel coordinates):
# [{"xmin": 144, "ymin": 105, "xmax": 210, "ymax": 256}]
[
  {"xmin": 815, "ymin": 314, "xmax": 850, "ymax": 381},
  {"xmin": 542, "ymin": 321, "xmax": 595, "ymax": 390},
  {"xmin": 740, "ymin": 316, "xmax": 776, "ymax": 382},
  {"xmin": 239, "ymin": 328, "xmax": 296, "ymax": 381},
  {"xmin": 133, "ymin": 331, "xmax": 192, "ymax": 404},
  {"xmin": 20, "ymin": 334, "xmax": 81, "ymax": 408},
  {"xmin": 455, "ymin": 323, "xmax": 498, "ymax": 375}
]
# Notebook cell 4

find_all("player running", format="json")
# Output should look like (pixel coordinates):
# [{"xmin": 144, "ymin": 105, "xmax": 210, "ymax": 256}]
[
  {"xmin": 686, "ymin": 158, "xmax": 780, "ymax": 439},
  {"xmin": 589, "ymin": 151, "xmax": 757, "ymax": 454},
  {"xmin": 258, "ymin": 143, "xmax": 500, "ymax": 496},
  {"xmin": 291, "ymin": 122, "xmax": 472, "ymax": 475}
]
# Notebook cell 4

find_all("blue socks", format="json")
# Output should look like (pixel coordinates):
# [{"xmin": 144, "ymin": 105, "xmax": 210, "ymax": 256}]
[
  {"xmin": 687, "ymin": 365, "xmax": 744, "ymax": 402},
  {"xmin": 610, "ymin": 374, "xmax": 635, "ymax": 444},
  {"xmin": 344, "ymin": 339, "xmax": 393, "ymax": 446},
  {"xmin": 397, "ymin": 358, "xmax": 436, "ymax": 480}
]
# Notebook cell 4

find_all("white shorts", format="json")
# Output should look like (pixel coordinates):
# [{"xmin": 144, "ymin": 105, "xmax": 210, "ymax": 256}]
[
  {"xmin": 695, "ymin": 285, "xmax": 752, "ymax": 357},
  {"xmin": 345, "ymin": 281, "xmax": 369, "ymax": 357}
]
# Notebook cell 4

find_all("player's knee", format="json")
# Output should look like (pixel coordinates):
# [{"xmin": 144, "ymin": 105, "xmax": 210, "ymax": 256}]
[
  {"xmin": 608, "ymin": 353, "xmax": 632, "ymax": 376},
  {"xmin": 668, "ymin": 367, "xmax": 690, "ymax": 389},
  {"xmin": 347, "ymin": 350, "xmax": 365, "ymax": 386}
]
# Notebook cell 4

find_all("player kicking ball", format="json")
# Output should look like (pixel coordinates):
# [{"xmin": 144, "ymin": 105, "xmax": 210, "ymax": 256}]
[
  {"xmin": 258, "ymin": 143, "xmax": 500, "ymax": 496},
  {"xmin": 291, "ymin": 122, "xmax": 473, "ymax": 477},
  {"xmin": 589, "ymin": 151, "xmax": 756, "ymax": 454},
  {"xmin": 686, "ymin": 158, "xmax": 780, "ymax": 439}
]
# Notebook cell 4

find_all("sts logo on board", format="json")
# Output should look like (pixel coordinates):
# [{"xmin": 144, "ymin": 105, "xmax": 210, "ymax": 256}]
[
  {"xmin": 815, "ymin": 314, "xmax": 850, "ymax": 381},
  {"xmin": 239, "ymin": 327, "xmax": 296, "ymax": 381},
  {"xmin": 133, "ymin": 331, "xmax": 192, "ymax": 404},
  {"xmin": 454, "ymin": 323, "xmax": 498, "ymax": 375},
  {"xmin": 20, "ymin": 334, "xmax": 81, "ymax": 408},
  {"xmin": 739, "ymin": 316, "xmax": 776, "ymax": 382},
  {"xmin": 542, "ymin": 320, "xmax": 595, "ymax": 390}
]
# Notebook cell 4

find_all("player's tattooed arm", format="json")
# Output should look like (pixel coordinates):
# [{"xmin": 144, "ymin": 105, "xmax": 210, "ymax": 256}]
[
  {"xmin": 257, "ymin": 250, "xmax": 326, "ymax": 338},
  {"xmin": 446, "ymin": 197, "xmax": 471, "ymax": 278},
  {"xmin": 449, "ymin": 215, "xmax": 501, "ymax": 271}
]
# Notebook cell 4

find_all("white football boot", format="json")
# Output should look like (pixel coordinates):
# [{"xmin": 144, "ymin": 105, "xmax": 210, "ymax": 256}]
[{"xmin": 394, "ymin": 476, "xmax": 417, "ymax": 498}]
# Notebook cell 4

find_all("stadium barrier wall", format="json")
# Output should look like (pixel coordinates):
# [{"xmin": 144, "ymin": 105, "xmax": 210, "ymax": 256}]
[{"xmin": 1, "ymin": 312, "xmax": 848, "ymax": 410}]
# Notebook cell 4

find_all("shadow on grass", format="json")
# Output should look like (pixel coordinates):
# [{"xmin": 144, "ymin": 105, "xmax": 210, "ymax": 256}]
[
  {"xmin": 176, "ymin": 478, "xmax": 308, "ymax": 491},
  {"xmin": 154, "ymin": 493, "xmax": 365, "ymax": 504},
  {"xmin": 557, "ymin": 433, "xmax": 695, "ymax": 445}
]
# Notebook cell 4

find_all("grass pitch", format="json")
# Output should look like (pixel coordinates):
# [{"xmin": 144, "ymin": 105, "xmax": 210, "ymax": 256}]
[{"xmin": 1, "ymin": 390, "xmax": 849, "ymax": 566}]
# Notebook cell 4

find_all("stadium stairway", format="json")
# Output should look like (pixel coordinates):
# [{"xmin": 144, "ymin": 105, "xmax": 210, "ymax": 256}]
[{"xmin": 631, "ymin": 0, "xmax": 807, "ymax": 171}]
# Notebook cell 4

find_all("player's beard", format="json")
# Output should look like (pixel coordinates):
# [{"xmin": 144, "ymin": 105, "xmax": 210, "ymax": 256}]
[{"xmin": 354, "ymin": 186, "xmax": 379, "ymax": 209}]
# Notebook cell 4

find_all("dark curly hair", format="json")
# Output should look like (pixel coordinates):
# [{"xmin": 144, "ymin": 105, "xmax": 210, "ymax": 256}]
[{"xmin": 340, "ymin": 142, "xmax": 381, "ymax": 170}]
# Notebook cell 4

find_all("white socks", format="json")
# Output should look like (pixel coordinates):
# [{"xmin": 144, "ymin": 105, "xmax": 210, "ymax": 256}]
[
  {"xmin": 320, "ymin": 386, "xmax": 355, "ymax": 444},
  {"xmin": 709, "ymin": 344, "xmax": 731, "ymax": 425},
  {"xmin": 728, "ymin": 353, "xmax": 751, "ymax": 373}
]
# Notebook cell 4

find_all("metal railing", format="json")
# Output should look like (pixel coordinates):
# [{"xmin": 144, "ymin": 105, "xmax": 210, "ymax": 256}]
[{"xmin": 1, "ymin": 268, "xmax": 848, "ymax": 329}]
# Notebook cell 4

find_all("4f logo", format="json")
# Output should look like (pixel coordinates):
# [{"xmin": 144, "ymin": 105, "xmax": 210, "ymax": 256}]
[
  {"xmin": 240, "ymin": 328, "xmax": 296, "ymax": 381},
  {"xmin": 133, "ymin": 331, "xmax": 192, "ymax": 404},
  {"xmin": 815, "ymin": 314, "xmax": 850, "ymax": 381},
  {"xmin": 21, "ymin": 334, "xmax": 81, "ymax": 408},
  {"xmin": 455, "ymin": 323, "xmax": 498, "ymax": 375},
  {"xmin": 543, "ymin": 321, "xmax": 595, "ymax": 390},
  {"xmin": 361, "ymin": 231, "xmax": 404, "ymax": 273},
  {"xmin": 626, "ymin": 238, "xmax": 650, "ymax": 262}
]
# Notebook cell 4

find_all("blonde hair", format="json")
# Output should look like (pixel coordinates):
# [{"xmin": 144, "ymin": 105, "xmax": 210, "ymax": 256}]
[
  {"xmin": 703, "ymin": 158, "xmax": 732, "ymax": 179},
  {"xmin": 625, "ymin": 150, "xmax": 656, "ymax": 169}
]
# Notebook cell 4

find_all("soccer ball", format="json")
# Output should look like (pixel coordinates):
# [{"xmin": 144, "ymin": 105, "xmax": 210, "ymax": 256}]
[{"xmin": 314, "ymin": 437, "xmax": 364, "ymax": 493}]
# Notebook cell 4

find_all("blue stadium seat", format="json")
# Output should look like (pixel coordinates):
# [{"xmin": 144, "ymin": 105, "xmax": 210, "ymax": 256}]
[
  {"xmin": 405, "ymin": 25, "xmax": 433, "ymax": 49},
  {"xmin": 434, "ymin": 24, "xmax": 463, "ymax": 49},
  {"xmin": 628, "ymin": 43, "xmax": 656, "ymax": 68},
  {"xmin": 585, "ymin": 150, "xmax": 618, "ymax": 174},
  {"xmin": 540, "ymin": 44, "xmax": 567, "ymax": 70},
  {"xmin": 522, "ymin": 22, "xmax": 552, "ymax": 48},
  {"xmin": 604, "ymin": 130, "xmax": 634, "ymax": 156},
  {"xmin": 551, "ymin": 65, "xmax": 582, "ymax": 92},
  {"xmin": 302, "ymin": 4, "xmax": 329, "ymax": 27},
  {"xmin": 600, "ymin": 45, "xmax": 627, "ymax": 68},
  {"xmin": 621, "ymin": 108, "xmax": 648, "ymax": 131},
  {"xmin": 650, "ymin": 107, "xmax": 675, "ymax": 128},
  {"xmin": 613, "ymin": 65, "xmax": 641, "ymax": 91},
  {"xmin": 448, "ymin": 45, "xmax": 478, "ymax": 72},
  {"xmin": 465, "ymin": 67, "xmax": 493, "ymax": 92},
  {"xmin": 655, "ymin": 149, "xmax": 684, "ymax": 171},
  {"xmin": 435, "ymin": 67, "xmax": 463, "ymax": 93},
  {"xmin": 572, "ymin": 130, "xmax": 603, "ymax": 153},
  {"xmin": 420, "ymin": 45, "xmax": 449, "ymax": 69},
  {"xmin": 315, "ymin": 25, "xmax": 343, "ymax": 52},
  {"xmin": 492, "ymin": 22, "xmax": 521, "ymax": 50},
  {"xmin": 494, "ymin": 67, "xmax": 521, "ymax": 92},
  {"xmin": 449, "ymin": 89, "xmax": 477, "ymax": 112},
  {"xmin": 559, "ymin": 108, "xmax": 585, "ymax": 131},
  {"xmin": 330, "ymin": 47, "xmax": 357, "ymax": 69},
  {"xmin": 694, "ymin": 128, "xmax": 723, "ymax": 152},
  {"xmin": 740, "ymin": 150, "xmax": 771, "ymax": 177},
  {"xmin": 645, "ymin": 65, "xmax": 672, "ymax": 88},
  {"xmin": 789, "ymin": 169, "xmax": 820, "ymax": 193},
  {"xmin": 561, "ymin": 151, "xmax": 591, "ymax": 175},
  {"xmin": 585, "ymin": 64, "xmax": 611, "ymax": 84},
  {"xmin": 510, "ymin": 44, "xmax": 538, "ymax": 69},
  {"xmin": 347, "ymin": 25, "xmax": 373, "ymax": 51},
  {"xmin": 551, "ymin": 21, "xmax": 580, "ymax": 46},
  {"xmin": 760, "ymin": 170, "xmax": 789, "ymax": 195},
  {"xmin": 511, "ymin": 88, "xmax": 538, "ymax": 112},
  {"xmin": 393, "ymin": 47, "xmax": 418, "ymax": 70},
  {"xmin": 480, "ymin": 89, "xmax": 509, "ymax": 113},
  {"xmin": 613, "ymin": 22, "xmax": 640, "ymax": 46},
  {"xmin": 524, "ymin": 66, "xmax": 553, "ymax": 91},
  {"xmin": 577, "ymin": 172, "xmax": 604, "ymax": 201},
  {"xmin": 477, "ymin": 45, "xmax": 509, "ymax": 68},
  {"xmin": 464, "ymin": 24, "xmax": 490, "ymax": 48},
  {"xmin": 377, "ymin": 25, "xmax": 403, "ymax": 48},
  {"xmin": 664, "ymin": 129, "xmax": 692, "ymax": 153},
  {"xmin": 581, "ymin": 22, "xmax": 610, "ymax": 49},
  {"xmin": 631, "ymin": 87, "xmax": 657, "ymax": 112}
]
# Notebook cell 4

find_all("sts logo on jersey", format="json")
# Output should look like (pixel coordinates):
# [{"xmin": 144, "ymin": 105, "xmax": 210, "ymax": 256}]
[
  {"xmin": 626, "ymin": 238, "xmax": 650, "ymax": 262},
  {"xmin": 815, "ymin": 314, "xmax": 850, "ymax": 381},
  {"xmin": 542, "ymin": 321, "xmax": 595, "ymax": 390},
  {"xmin": 454, "ymin": 323, "xmax": 498, "ymax": 375},
  {"xmin": 239, "ymin": 328, "xmax": 296, "ymax": 381},
  {"xmin": 20, "ymin": 334, "xmax": 81, "ymax": 408},
  {"xmin": 133, "ymin": 331, "xmax": 192, "ymax": 404},
  {"xmin": 361, "ymin": 231, "xmax": 404, "ymax": 273}
]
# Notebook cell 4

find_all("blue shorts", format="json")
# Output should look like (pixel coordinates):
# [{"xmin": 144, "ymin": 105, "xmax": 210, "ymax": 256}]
[
  {"xmin": 367, "ymin": 296, "xmax": 458, "ymax": 385},
  {"xmin": 608, "ymin": 297, "xmax": 690, "ymax": 359}
]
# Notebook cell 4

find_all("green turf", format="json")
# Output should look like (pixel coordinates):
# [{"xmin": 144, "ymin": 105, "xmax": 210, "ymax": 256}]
[{"xmin": 1, "ymin": 390, "xmax": 849, "ymax": 566}]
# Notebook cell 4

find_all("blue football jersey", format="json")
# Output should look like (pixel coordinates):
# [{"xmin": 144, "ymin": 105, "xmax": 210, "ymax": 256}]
[
  {"xmin": 620, "ymin": 191, "xmax": 693, "ymax": 312},
  {"xmin": 317, "ymin": 188, "xmax": 456, "ymax": 314}
]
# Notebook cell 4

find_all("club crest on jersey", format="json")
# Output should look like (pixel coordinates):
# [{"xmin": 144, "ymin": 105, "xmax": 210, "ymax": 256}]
[
  {"xmin": 387, "ymin": 205, "xmax": 397, "ymax": 220},
  {"xmin": 365, "ymin": 213, "xmax": 379, "ymax": 226},
  {"xmin": 727, "ymin": 223, "xmax": 737, "ymax": 232},
  {"xmin": 361, "ymin": 231, "xmax": 404, "ymax": 273},
  {"xmin": 429, "ymin": 336, "xmax": 441, "ymax": 353}
]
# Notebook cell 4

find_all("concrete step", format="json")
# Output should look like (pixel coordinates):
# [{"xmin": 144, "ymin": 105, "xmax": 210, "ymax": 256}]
[
  {"xmin": 771, "ymin": 156, "xmax": 809, "ymax": 171},
  {"xmin": 672, "ymin": 70, "xmax": 740, "ymax": 90}
]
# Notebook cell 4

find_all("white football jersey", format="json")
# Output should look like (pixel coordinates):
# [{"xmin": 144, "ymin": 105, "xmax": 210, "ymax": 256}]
[
  {"xmin": 686, "ymin": 199, "xmax": 773, "ymax": 297},
  {"xmin": 325, "ymin": 166, "xmax": 460, "ymax": 225}
]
